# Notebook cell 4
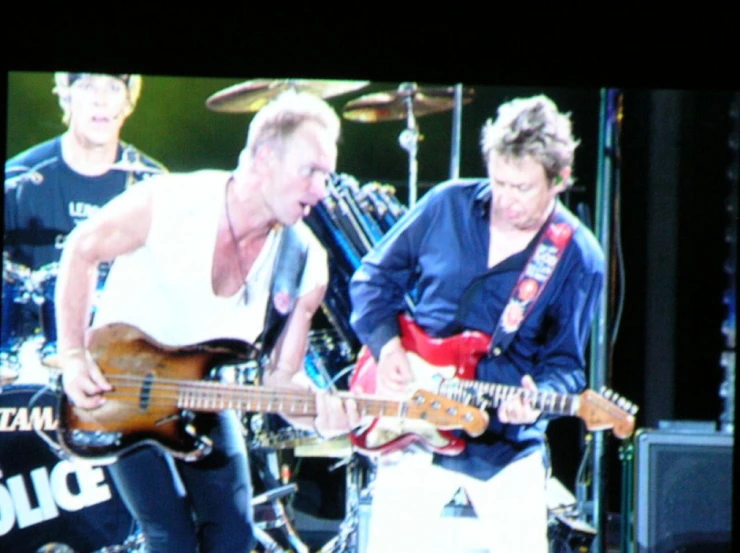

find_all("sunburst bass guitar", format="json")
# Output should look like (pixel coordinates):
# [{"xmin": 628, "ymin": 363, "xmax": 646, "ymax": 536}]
[
  {"xmin": 349, "ymin": 314, "xmax": 639, "ymax": 456},
  {"xmin": 55, "ymin": 322, "xmax": 488, "ymax": 463}
]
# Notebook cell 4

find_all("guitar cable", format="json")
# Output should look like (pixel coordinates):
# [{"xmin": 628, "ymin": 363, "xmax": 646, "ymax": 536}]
[{"xmin": 27, "ymin": 371, "xmax": 74, "ymax": 462}]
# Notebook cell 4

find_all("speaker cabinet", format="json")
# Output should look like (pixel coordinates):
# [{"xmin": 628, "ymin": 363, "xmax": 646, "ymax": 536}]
[{"xmin": 632, "ymin": 428, "xmax": 733, "ymax": 552}]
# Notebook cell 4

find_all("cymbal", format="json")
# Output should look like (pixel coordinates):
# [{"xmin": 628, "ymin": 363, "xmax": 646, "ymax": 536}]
[
  {"xmin": 1, "ymin": 367, "xmax": 19, "ymax": 386},
  {"xmin": 41, "ymin": 353, "xmax": 63, "ymax": 370},
  {"xmin": 206, "ymin": 78, "xmax": 370, "ymax": 113},
  {"xmin": 343, "ymin": 84, "xmax": 474, "ymax": 123}
]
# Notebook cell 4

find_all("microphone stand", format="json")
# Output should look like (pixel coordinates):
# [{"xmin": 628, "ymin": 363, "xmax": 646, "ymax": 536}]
[
  {"xmin": 397, "ymin": 82, "xmax": 420, "ymax": 207},
  {"xmin": 449, "ymin": 84, "xmax": 463, "ymax": 180}
]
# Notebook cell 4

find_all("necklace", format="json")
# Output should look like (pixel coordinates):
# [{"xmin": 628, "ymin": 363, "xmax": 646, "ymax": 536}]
[{"xmin": 224, "ymin": 176, "xmax": 249, "ymax": 304}]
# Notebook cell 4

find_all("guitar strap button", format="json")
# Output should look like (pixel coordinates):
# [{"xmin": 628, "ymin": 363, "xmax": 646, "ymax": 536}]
[{"xmin": 492, "ymin": 346, "xmax": 502, "ymax": 357}]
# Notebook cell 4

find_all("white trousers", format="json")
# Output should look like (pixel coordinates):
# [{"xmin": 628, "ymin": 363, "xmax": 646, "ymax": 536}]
[{"xmin": 363, "ymin": 451, "xmax": 548, "ymax": 553}]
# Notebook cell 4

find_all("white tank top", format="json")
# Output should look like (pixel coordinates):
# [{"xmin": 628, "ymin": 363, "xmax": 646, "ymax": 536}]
[{"xmin": 92, "ymin": 170, "xmax": 328, "ymax": 347}]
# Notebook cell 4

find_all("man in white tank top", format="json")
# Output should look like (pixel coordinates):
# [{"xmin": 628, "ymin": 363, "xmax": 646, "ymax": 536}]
[{"xmin": 52, "ymin": 89, "xmax": 359, "ymax": 553}]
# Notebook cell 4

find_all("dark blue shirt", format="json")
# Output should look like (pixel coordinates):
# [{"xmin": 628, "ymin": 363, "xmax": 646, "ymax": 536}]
[
  {"xmin": 349, "ymin": 179, "xmax": 605, "ymax": 480},
  {"xmin": 4, "ymin": 136, "xmax": 167, "ymax": 270}
]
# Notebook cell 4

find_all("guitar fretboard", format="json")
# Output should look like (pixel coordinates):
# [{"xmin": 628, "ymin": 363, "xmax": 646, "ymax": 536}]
[
  {"xmin": 438, "ymin": 379, "xmax": 579, "ymax": 416},
  {"xmin": 175, "ymin": 379, "xmax": 406, "ymax": 418}
]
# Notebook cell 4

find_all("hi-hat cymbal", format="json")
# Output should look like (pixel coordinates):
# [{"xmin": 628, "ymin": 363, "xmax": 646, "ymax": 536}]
[
  {"xmin": 206, "ymin": 78, "xmax": 370, "ymax": 113},
  {"xmin": 342, "ymin": 84, "xmax": 474, "ymax": 123}
]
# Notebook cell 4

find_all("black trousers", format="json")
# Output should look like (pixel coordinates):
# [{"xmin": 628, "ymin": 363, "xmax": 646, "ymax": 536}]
[{"xmin": 108, "ymin": 411, "xmax": 256, "ymax": 553}]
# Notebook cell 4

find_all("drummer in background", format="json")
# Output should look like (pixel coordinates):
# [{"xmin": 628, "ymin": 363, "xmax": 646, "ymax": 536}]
[
  {"xmin": 3, "ymin": 73, "xmax": 166, "ymax": 383},
  {"xmin": 4, "ymin": 72, "xmax": 167, "ymax": 271}
]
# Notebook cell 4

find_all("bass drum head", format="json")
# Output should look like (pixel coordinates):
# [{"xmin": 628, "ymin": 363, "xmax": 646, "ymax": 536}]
[{"xmin": 0, "ymin": 384, "xmax": 137, "ymax": 553}]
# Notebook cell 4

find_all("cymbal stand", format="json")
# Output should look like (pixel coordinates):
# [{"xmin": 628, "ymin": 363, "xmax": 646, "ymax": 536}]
[
  {"xmin": 397, "ymin": 82, "xmax": 420, "ymax": 207},
  {"xmin": 318, "ymin": 454, "xmax": 373, "ymax": 553},
  {"xmin": 449, "ymin": 84, "xmax": 464, "ymax": 180}
]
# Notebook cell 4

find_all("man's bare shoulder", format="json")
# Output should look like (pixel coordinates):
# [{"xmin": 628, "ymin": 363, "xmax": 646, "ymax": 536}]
[{"xmin": 139, "ymin": 169, "xmax": 230, "ymax": 194}]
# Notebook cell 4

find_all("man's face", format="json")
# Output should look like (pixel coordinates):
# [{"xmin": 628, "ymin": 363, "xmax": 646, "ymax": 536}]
[
  {"xmin": 262, "ymin": 120, "xmax": 337, "ymax": 226},
  {"xmin": 67, "ymin": 74, "xmax": 131, "ymax": 148},
  {"xmin": 487, "ymin": 153, "xmax": 566, "ymax": 231}
]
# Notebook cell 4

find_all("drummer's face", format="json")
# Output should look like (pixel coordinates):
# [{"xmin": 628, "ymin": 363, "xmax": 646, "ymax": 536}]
[
  {"xmin": 265, "ymin": 121, "xmax": 337, "ymax": 226},
  {"xmin": 67, "ymin": 74, "xmax": 131, "ymax": 148}
]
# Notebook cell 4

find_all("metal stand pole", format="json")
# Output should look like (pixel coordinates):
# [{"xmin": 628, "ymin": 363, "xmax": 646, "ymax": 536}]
[
  {"xmin": 585, "ymin": 87, "xmax": 620, "ymax": 553},
  {"xmin": 449, "ymin": 84, "xmax": 463, "ymax": 180},
  {"xmin": 397, "ymin": 83, "xmax": 420, "ymax": 207}
]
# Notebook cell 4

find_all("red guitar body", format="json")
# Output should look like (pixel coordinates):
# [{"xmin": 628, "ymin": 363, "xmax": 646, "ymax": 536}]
[{"xmin": 349, "ymin": 314, "xmax": 492, "ymax": 456}]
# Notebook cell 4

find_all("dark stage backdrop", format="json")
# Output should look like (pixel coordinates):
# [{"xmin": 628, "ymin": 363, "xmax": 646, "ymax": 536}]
[{"xmin": 4, "ymin": 71, "xmax": 735, "ymax": 520}]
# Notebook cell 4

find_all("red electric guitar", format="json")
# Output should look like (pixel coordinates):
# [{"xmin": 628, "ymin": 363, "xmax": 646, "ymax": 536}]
[{"xmin": 349, "ymin": 314, "xmax": 639, "ymax": 456}]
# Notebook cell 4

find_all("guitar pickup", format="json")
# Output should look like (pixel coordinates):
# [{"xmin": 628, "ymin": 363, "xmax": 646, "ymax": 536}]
[
  {"xmin": 139, "ymin": 372, "xmax": 154, "ymax": 410},
  {"xmin": 69, "ymin": 429, "xmax": 121, "ymax": 448}
]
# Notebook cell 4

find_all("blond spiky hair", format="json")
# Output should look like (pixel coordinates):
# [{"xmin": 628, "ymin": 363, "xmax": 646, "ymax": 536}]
[
  {"xmin": 245, "ymin": 88, "xmax": 341, "ymax": 157},
  {"xmin": 52, "ymin": 72, "xmax": 143, "ymax": 126}
]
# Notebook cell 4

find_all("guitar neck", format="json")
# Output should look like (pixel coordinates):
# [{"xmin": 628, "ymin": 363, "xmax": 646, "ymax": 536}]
[
  {"xmin": 439, "ymin": 379, "xmax": 578, "ymax": 416},
  {"xmin": 178, "ymin": 380, "xmax": 410, "ymax": 419}
]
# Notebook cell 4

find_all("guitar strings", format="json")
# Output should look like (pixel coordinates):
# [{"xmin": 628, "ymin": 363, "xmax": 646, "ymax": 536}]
[
  {"xmin": 439, "ymin": 379, "xmax": 571, "ymax": 411},
  {"xmin": 85, "ymin": 373, "xmax": 435, "ymax": 419}
]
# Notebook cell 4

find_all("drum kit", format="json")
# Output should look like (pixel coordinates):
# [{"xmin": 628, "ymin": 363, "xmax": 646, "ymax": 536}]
[
  {"xmin": 1, "ymin": 256, "xmax": 110, "ymax": 383},
  {"xmin": 2, "ymin": 76, "xmax": 476, "ymax": 553}
]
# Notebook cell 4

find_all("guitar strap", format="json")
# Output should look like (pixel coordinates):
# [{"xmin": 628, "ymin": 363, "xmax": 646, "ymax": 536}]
[
  {"xmin": 258, "ymin": 226, "xmax": 309, "ymax": 357},
  {"xmin": 489, "ymin": 202, "xmax": 579, "ymax": 357}
]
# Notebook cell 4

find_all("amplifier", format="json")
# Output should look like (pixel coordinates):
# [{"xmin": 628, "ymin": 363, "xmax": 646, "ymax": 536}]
[{"xmin": 629, "ymin": 427, "xmax": 733, "ymax": 553}]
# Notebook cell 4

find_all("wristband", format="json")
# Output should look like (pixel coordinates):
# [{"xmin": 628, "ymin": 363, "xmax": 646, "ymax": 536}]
[{"xmin": 61, "ymin": 348, "xmax": 87, "ymax": 359}]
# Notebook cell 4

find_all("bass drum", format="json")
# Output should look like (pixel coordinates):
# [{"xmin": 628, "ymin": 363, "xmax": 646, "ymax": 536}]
[
  {"xmin": 2, "ymin": 260, "xmax": 35, "ymax": 358},
  {"xmin": 0, "ymin": 384, "xmax": 139, "ymax": 553}
]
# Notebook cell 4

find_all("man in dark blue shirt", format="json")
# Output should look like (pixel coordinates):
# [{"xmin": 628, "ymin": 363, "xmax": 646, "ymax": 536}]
[{"xmin": 349, "ymin": 95, "xmax": 605, "ymax": 552}]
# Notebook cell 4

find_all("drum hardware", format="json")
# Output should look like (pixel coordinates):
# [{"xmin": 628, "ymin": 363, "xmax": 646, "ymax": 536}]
[
  {"xmin": 205, "ymin": 78, "xmax": 370, "ymax": 113},
  {"xmin": 32, "ymin": 531, "xmax": 147, "ymax": 553},
  {"xmin": 335, "ymin": 188, "xmax": 384, "ymax": 250},
  {"xmin": 4, "ymin": 169, "xmax": 44, "ymax": 191},
  {"xmin": 352, "ymin": 183, "xmax": 404, "ymax": 235},
  {"xmin": 251, "ymin": 427, "xmax": 321, "ymax": 451},
  {"xmin": 31, "ymin": 261, "xmax": 112, "ymax": 362},
  {"xmin": 252, "ymin": 483, "xmax": 309, "ymax": 553},
  {"xmin": 448, "ymin": 84, "xmax": 465, "ymax": 180},
  {"xmin": 0, "ymin": 365, "xmax": 19, "ymax": 387},
  {"xmin": 34, "ymin": 543, "xmax": 75, "ymax": 553},
  {"xmin": 305, "ymin": 328, "xmax": 355, "ymax": 392},
  {"xmin": 109, "ymin": 145, "xmax": 166, "ymax": 175},
  {"xmin": 315, "ymin": 454, "xmax": 375, "ymax": 553},
  {"xmin": 305, "ymin": 174, "xmax": 409, "ymax": 351},
  {"xmin": 341, "ymin": 84, "xmax": 474, "ymax": 124},
  {"xmin": 342, "ymin": 83, "xmax": 474, "ymax": 206},
  {"xmin": 91, "ymin": 532, "xmax": 147, "ymax": 552},
  {"xmin": 2, "ymin": 256, "xmax": 36, "ymax": 360}
]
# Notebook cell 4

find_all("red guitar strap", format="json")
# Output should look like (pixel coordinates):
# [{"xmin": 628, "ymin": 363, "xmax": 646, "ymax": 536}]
[{"xmin": 489, "ymin": 202, "xmax": 579, "ymax": 357}]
